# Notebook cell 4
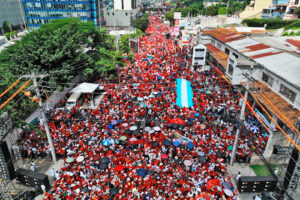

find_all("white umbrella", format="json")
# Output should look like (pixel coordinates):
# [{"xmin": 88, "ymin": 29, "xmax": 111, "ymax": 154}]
[
  {"xmin": 138, "ymin": 97, "xmax": 144, "ymax": 101},
  {"xmin": 76, "ymin": 156, "xmax": 84, "ymax": 162},
  {"xmin": 149, "ymin": 94, "xmax": 155, "ymax": 98},
  {"xmin": 149, "ymin": 130, "xmax": 155, "ymax": 134},
  {"xmin": 130, "ymin": 126, "xmax": 138, "ymax": 131},
  {"xmin": 122, "ymin": 123, "xmax": 128, "ymax": 127},
  {"xmin": 145, "ymin": 127, "xmax": 151, "ymax": 132},
  {"xmin": 184, "ymin": 160, "xmax": 192, "ymax": 166},
  {"xmin": 224, "ymin": 189, "xmax": 233, "ymax": 197},
  {"xmin": 130, "ymin": 137, "xmax": 138, "ymax": 142},
  {"xmin": 154, "ymin": 126, "xmax": 160, "ymax": 131},
  {"xmin": 144, "ymin": 96, "xmax": 148, "ymax": 99},
  {"xmin": 99, "ymin": 86, "xmax": 104, "ymax": 90},
  {"xmin": 153, "ymin": 92, "xmax": 158, "ymax": 95}
]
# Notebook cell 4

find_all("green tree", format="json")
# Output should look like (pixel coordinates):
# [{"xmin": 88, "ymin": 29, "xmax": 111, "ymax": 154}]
[
  {"xmin": 2, "ymin": 21, "xmax": 11, "ymax": 33},
  {"xmin": 133, "ymin": 14, "xmax": 149, "ymax": 32},
  {"xmin": 218, "ymin": 7, "xmax": 227, "ymax": 15}
]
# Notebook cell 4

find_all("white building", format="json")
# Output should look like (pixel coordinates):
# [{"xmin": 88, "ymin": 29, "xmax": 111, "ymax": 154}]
[
  {"xmin": 192, "ymin": 44, "xmax": 207, "ymax": 67},
  {"xmin": 114, "ymin": 0, "xmax": 136, "ymax": 10}
]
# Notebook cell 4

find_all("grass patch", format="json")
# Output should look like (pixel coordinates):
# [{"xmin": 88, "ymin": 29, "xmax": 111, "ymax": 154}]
[{"xmin": 250, "ymin": 164, "xmax": 282, "ymax": 176}]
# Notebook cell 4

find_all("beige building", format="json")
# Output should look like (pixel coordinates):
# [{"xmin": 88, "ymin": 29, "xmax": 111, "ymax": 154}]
[{"xmin": 239, "ymin": 0, "xmax": 273, "ymax": 19}]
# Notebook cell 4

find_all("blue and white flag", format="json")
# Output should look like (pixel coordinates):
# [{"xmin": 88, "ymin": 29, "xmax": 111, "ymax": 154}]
[{"xmin": 176, "ymin": 79, "xmax": 193, "ymax": 108}]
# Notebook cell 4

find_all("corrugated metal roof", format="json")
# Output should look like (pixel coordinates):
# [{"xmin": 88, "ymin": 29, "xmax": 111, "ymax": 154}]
[
  {"xmin": 255, "ymin": 53, "xmax": 300, "ymax": 87},
  {"xmin": 227, "ymin": 37, "xmax": 300, "ymax": 88}
]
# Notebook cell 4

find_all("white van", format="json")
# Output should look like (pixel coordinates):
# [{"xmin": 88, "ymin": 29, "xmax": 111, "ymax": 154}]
[{"xmin": 66, "ymin": 93, "xmax": 81, "ymax": 109}]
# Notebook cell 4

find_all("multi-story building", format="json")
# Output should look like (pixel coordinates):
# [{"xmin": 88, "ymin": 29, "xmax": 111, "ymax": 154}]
[
  {"xmin": 104, "ymin": 0, "xmax": 137, "ymax": 27},
  {"xmin": 22, "ymin": 0, "xmax": 101, "ymax": 31},
  {"xmin": 201, "ymin": 27, "xmax": 300, "ymax": 159},
  {"xmin": 0, "ymin": 0, "xmax": 26, "ymax": 33},
  {"xmin": 284, "ymin": 0, "xmax": 300, "ymax": 19}
]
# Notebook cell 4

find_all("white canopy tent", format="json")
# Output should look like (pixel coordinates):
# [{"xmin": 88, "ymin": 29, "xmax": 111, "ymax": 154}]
[{"xmin": 71, "ymin": 82, "xmax": 99, "ymax": 94}]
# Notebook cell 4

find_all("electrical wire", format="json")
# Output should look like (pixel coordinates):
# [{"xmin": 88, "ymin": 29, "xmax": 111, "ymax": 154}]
[
  {"xmin": 251, "ymin": 94, "xmax": 300, "ymax": 151},
  {"xmin": 260, "ymin": 93, "xmax": 300, "ymax": 136},
  {"xmin": 0, "ymin": 79, "xmax": 20, "ymax": 98},
  {"xmin": 0, "ymin": 80, "xmax": 31, "ymax": 110}
]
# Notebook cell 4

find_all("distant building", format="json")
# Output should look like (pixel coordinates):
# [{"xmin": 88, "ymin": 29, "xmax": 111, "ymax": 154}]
[
  {"xmin": 104, "ymin": 0, "xmax": 137, "ymax": 27},
  {"xmin": 104, "ymin": 9, "xmax": 138, "ymax": 27},
  {"xmin": 22, "ymin": 0, "xmax": 101, "ymax": 31},
  {"xmin": 284, "ymin": 0, "xmax": 300, "ymax": 19},
  {"xmin": 0, "ymin": 0, "xmax": 26, "ymax": 33},
  {"xmin": 114, "ymin": 0, "xmax": 136, "ymax": 10}
]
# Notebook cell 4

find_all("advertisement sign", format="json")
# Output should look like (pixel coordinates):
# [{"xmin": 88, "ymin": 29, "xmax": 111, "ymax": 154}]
[
  {"xmin": 174, "ymin": 12, "xmax": 181, "ymax": 20},
  {"xmin": 174, "ymin": 19, "xmax": 179, "ymax": 27}
]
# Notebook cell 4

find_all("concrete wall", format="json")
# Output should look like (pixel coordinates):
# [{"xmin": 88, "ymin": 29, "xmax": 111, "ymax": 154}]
[
  {"xmin": 104, "ymin": 9, "xmax": 137, "ymax": 27},
  {"xmin": 198, "ymin": 16, "xmax": 242, "ymax": 29}
]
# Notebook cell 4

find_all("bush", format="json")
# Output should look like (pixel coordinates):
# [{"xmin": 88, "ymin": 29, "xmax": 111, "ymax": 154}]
[
  {"xmin": 284, "ymin": 21, "xmax": 300, "ymax": 30},
  {"xmin": 13, "ymin": 31, "xmax": 18, "ymax": 38},
  {"xmin": 10, "ymin": 32, "xmax": 14, "ymax": 39},
  {"xmin": 242, "ymin": 18, "xmax": 300, "ymax": 29},
  {"xmin": 4, "ymin": 32, "xmax": 10, "ymax": 40}
]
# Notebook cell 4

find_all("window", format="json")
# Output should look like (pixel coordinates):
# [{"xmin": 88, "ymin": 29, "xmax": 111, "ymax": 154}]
[
  {"xmin": 295, "ymin": 0, "xmax": 299, "ymax": 5},
  {"xmin": 107, "ymin": 12, "xmax": 109, "ymax": 15},
  {"xmin": 228, "ymin": 64, "xmax": 234, "ymax": 76},
  {"xmin": 262, "ymin": 73, "xmax": 274, "ymax": 87},
  {"xmin": 225, "ymin": 48, "xmax": 230, "ymax": 55},
  {"xmin": 195, "ymin": 49, "xmax": 204, "ymax": 52},
  {"xmin": 279, "ymin": 84, "xmax": 296, "ymax": 103},
  {"xmin": 217, "ymin": 42, "xmax": 222, "ymax": 49},
  {"xmin": 195, "ymin": 57, "xmax": 204, "ymax": 60},
  {"xmin": 233, "ymin": 53, "xmax": 239, "ymax": 59},
  {"xmin": 112, "ymin": 12, "xmax": 114, "ymax": 16},
  {"xmin": 126, "ymin": 13, "xmax": 128, "ymax": 16},
  {"xmin": 211, "ymin": 39, "xmax": 215, "ymax": 45}
]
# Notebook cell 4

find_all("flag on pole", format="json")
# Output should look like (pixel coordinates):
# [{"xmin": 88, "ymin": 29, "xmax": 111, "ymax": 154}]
[{"xmin": 176, "ymin": 79, "xmax": 193, "ymax": 108}]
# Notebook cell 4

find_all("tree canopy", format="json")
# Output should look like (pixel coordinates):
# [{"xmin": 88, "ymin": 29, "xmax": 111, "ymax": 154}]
[
  {"xmin": 0, "ymin": 18, "xmax": 134, "ymax": 124},
  {"xmin": 133, "ymin": 14, "xmax": 149, "ymax": 32}
]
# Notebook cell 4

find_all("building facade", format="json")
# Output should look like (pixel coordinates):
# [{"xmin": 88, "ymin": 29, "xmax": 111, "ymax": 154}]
[
  {"xmin": 201, "ymin": 28, "xmax": 300, "ymax": 161},
  {"xmin": 22, "ymin": 0, "xmax": 101, "ymax": 31},
  {"xmin": 0, "ymin": 0, "xmax": 26, "ymax": 33}
]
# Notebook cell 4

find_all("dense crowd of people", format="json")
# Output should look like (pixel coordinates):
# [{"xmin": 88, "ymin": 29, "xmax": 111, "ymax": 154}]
[{"xmin": 17, "ymin": 16, "xmax": 270, "ymax": 199}]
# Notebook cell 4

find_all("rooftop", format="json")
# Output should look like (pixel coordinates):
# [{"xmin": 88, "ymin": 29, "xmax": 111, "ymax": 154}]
[
  {"xmin": 226, "ymin": 38, "xmax": 300, "ymax": 89},
  {"xmin": 206, "ymin": 44, "xmax": 229, "ymax": 68},
  {"xmin": 246, "ymin": 81, "xmax": 300, "ymax": 129}
]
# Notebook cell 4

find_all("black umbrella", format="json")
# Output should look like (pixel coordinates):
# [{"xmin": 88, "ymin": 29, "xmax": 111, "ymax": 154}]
[
  {"xmin": 199, "ymin": 156, "xmax": 206, "ymax": 163},
  {"xmin": 164, "ymin": 139, "xmax": 171, "ymax": 146},
  {"xmin": 154, "ymin": 120, "xmax": 160, "ymax": 127},
  {"xmin": 100, "ymin": 162, "xmax": 108, "ymax": 170},
  {"xmin": 187, "ymin": 121, "xmax": 193, "ymax": 126},
  {"xmin": 147, "ymin": 169, "xmax": 155, "ymax": 176},
  {"xmin": 125, "ymin": 129, "xmax": 131, "ymax": 135},
  {"xmin": 217, "ymin": 151, "xmax": 223, "ymax": 158},
  {"xmin": 109, "ymin": 187, "xmax": 118, "ymax": 196},
  {"xmin": 100, "ymin": 157, "xmax": 110, "ymax": 164},
  {"xmin": 152, "ymin": 141, "xmax": 159, "ymax": 148},
  {"xmin": 172, "ymin": 124, "xmax": 178, "ymax": 129}
]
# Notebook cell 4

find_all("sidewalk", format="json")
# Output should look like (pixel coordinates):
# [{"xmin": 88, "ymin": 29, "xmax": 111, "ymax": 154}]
[{"xmin": 226, "ymin": 163, "xmax": 259, "ymax": 200}]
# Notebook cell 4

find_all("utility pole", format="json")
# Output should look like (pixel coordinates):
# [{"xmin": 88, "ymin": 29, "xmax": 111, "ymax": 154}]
[
  {"xmin": 30, "ymin": 72, "xmax": 57, "ymax": 163},
  {"xmin": 230, "ymin": 65, "xmax": 254, "ymax": 166}
]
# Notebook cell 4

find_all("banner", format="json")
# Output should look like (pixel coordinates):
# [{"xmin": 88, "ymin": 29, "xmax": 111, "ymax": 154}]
[{"xmin": 176, "ymin": 79, "xmax": 193, "ymax": 108}]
